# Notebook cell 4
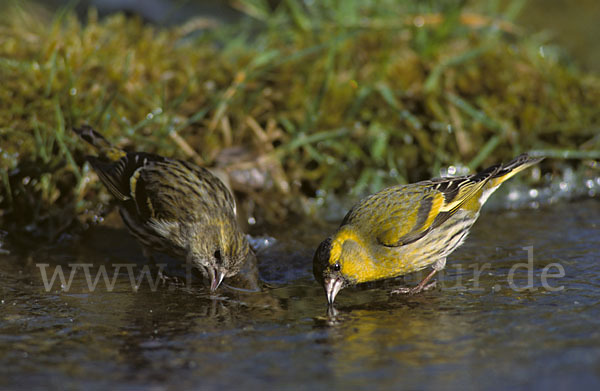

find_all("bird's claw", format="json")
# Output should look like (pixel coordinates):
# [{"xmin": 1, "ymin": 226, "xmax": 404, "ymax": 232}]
[
  {"xmin": 157, "ymin": 270, "xmax": 185, "ymax": 286},
  {"xmin": 391, "ymin": 280, "xmax": 437, "ymax": 295}
]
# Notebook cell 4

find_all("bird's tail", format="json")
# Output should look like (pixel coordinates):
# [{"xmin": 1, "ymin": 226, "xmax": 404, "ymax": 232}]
[
  {"xmin": 73, "ymin": 125, "xmax": 126, "ymax": 162},
  {"xmin": 488, "ymin": 153, "xmax": 544, "ymax": 188}
]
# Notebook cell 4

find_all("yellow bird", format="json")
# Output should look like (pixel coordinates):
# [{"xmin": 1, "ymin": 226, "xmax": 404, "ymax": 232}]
[{"xmin": 313, "ymin": 154, "xmax": 543, "ymax": 305}]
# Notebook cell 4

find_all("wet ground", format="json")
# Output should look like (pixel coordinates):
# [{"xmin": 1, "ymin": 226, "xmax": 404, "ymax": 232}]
[
  {"xmin": 1, "ymin": 198, "xmax": 599, "ymax": 390},
  {"xmin": 3, "ymin": 1, "xmax": 600, "ymax": 389}
]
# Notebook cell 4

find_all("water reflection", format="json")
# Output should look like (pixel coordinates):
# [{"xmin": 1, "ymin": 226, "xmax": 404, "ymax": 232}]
[{"xmin": 1, "ymin": 199, "xmax": 599, "ymax": 388}]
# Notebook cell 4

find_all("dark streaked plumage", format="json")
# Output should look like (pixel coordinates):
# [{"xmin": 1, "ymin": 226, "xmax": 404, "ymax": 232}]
[
  {"xmin": 313, "ymin": 154, "xmax": 543, "ymax": 305},
  {"xmin": 74, "ymin": 125, "xmax": 250, "ymax": 291}
]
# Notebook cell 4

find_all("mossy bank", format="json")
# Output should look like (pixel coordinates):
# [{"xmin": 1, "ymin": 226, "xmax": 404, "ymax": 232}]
[{"xmin": 1, "ymin": 1, "xmax": 599, "ymax": 245}]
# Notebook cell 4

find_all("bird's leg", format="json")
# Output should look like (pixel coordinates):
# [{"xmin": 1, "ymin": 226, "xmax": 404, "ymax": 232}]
[
  {"xmin": 391, "ymin": 268, "xmax": 438, "ymax": 294},
  {"xmin": 142, "ymin": 247, "xmax": 164, "ymax": 285},
  {"xmin": 142, "ymin": 247, "xmax": 179, "ymax": 286},
  {"xmin": 392, "ymin": 258, "xmax": 446, "ymax": 295}
]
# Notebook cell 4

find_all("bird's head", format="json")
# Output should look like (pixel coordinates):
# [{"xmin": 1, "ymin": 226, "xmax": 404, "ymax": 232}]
[
  {"xmin": 189, "ymin": 220, "xmax": 250, "ymax": 292},
  {"xmin": 313, "ymin": 227, "xmax": 371, "ymax": 305}
]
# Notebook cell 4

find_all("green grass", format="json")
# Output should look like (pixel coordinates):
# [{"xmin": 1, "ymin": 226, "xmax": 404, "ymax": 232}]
[{"xmin": 1, "ymin": 0, "xmax": 599, "ymax": 243}]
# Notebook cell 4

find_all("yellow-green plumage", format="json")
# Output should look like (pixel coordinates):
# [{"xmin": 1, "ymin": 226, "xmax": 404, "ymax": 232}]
[
  {"xmin": 74, "ymin": 125, "xmax": 251, "ymax": 291},
  {"xmin": 313, "ymin": 154, "xmax": 543, "ymax": 304}
]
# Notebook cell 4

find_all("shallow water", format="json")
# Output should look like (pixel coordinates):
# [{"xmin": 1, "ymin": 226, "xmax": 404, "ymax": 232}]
[{"xmin": 1, "ymin": 198, "xmax": 599, "ymax": 390}]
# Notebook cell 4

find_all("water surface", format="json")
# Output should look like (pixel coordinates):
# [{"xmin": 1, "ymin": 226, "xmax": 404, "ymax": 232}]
[{"xmin": 1, "ymin": 199, "xmax": 599, "ymax": 390}]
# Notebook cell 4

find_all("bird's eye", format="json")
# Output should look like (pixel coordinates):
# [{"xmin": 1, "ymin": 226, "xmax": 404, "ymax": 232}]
[
  {"xmin": 333, "ymin": 263, "xmax": 341, "ymax": 271},
  {"xmin": 214, "ymin": 249, "xmax": 222, "ymax": 263}
]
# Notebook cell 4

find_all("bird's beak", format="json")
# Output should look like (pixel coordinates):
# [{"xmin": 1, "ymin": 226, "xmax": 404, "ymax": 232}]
[
  {"xmin": 209, "ymin": 268, "xmax": 225, "ymax": 292},
  {"xmin": 325, "ymin": 277, "xmax": 344, "ymax": 305}
]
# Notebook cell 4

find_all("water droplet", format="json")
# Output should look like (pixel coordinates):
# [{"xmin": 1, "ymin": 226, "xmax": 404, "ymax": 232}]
[
  {"xmin": 559, "ymin": 182, "xmax": 568, "ymax": 191},
  {"xmin": 69, "ymin": 88, "xmax": 77, "ymax": 96},
  {"xmin": 413, "ymin": 16, "xmax": 425, "ymax": 27},
  {"xmin": 529, "ymin": 189, "xmax": 538, "ymax": 198},
  {"xmin": 22, "ymin": 176, "xmax": 30, "ymax": 185},
  {"xmin": 531, "ymin": 166, "xmax": 541, "ymax": 181},
  {"xmin": 247, "ymin": 217, "xmax": 256, "ymax": 225},
  {"xmin": 146, "ymin": 113, "xmax": 154, "ymax": 120},
  {"xmin": 586, "ymin": 179, "xmax": 594, "ymax": 189},
  {"xmin": 447, "ymin": 166, "xmax": 457, "ymax": 175}
]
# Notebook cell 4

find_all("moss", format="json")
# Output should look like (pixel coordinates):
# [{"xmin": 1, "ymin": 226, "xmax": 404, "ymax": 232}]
[{"xmin": 0, "ymin": 0, "xmax": 599, "ymax": 243}]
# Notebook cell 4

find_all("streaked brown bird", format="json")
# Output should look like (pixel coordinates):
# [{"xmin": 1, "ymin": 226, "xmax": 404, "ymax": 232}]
[
  {"xmin": 313, "ymin": 154, "xmax": 543, "ymax": 305},
  {"xmin": 74, "ymin": 125, "xmax": 251, "ymax": 291}
]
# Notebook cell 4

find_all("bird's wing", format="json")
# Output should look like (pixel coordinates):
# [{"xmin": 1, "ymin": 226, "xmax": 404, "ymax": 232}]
[
  {"xmin": 345, "ymin": 164, "xmax": 501, "ymax": 247},
  {"xmin": 133, "ymin": 159, "xmax": 236, "ymax": 223},
  {"xmin": 87, "ymin": 152, "xmax": 162, "ymax": 201},
  {"xmin": 88, "ymin": 152, "xmax": 235, "ymax": 224}
]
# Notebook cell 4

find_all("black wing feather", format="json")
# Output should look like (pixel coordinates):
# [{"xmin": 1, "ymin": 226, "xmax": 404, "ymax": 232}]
[{"xmin": 87, "ymin": 152, "xmax": 166, "ymax": 202}]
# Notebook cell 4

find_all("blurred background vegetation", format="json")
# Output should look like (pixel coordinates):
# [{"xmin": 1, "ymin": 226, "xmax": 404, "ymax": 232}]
[{"xmin": 1, "ymin": 0, "xmax": 599, "ymax": 245}]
